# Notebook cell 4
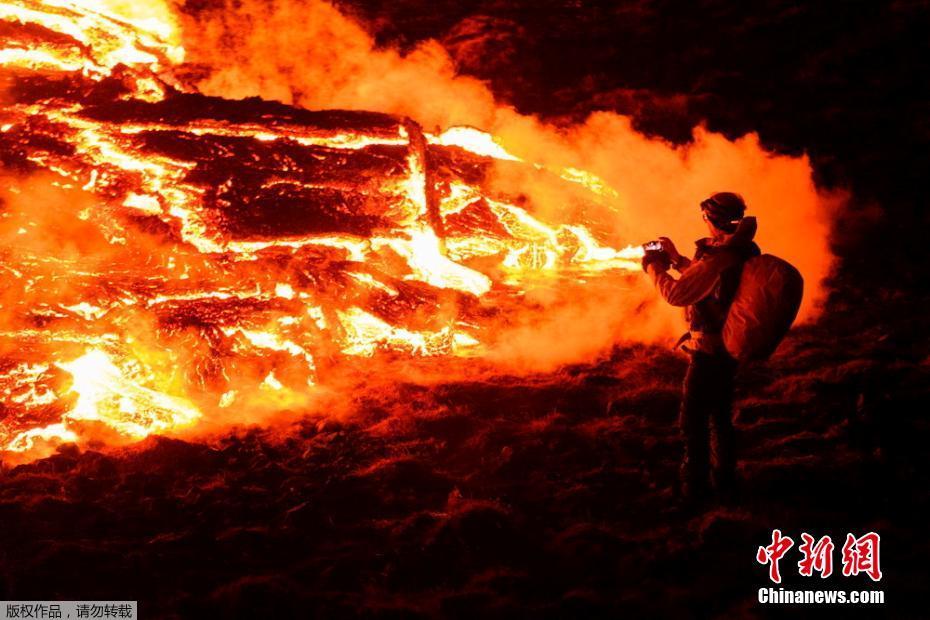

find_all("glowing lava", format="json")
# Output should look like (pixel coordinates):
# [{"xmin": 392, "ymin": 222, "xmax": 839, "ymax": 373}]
[
  {"xmin": 0, "ymin": 0, "xmax": 644, "ymax": 458},
  {"xmin": 56, "ymin": 349, "xmax": 199, "ymax": 437}
]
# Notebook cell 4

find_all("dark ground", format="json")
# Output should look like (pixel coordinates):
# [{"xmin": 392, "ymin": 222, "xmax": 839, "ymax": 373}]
[{"xmin": 3, "ymin": 1, "xmax": 930, "ymax": 618}]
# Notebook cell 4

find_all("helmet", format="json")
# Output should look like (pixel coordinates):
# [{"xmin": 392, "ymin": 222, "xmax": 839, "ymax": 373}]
[{"xmin": 700, "ymin": 192, "xmax": 746, "ymax": 232}]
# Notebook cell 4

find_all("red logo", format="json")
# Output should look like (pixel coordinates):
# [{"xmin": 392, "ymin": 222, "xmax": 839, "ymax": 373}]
[
  {"xmin": 757, "ymin": 530, "xmax": 881, "ymax": 583},
  {"xmin": 841, "ymin": 532, "xmax": 882, "ymax": 582},
  {"xmin": 798, "ymin": 533, "xmax": 834, "ymax": 578},
  {"xmin": 756, "ymin": 529, "xmax": 794, "ymax": 584}
]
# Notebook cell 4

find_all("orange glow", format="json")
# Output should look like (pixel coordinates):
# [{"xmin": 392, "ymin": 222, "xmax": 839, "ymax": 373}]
[
  {"xmin": 4, "ymin": 349, "xmax": 199, "ymax": 454},
  {"xmin": 0, "ymin": 0, "xmax": 841, "ymax": 460},
  {"xmin": 430, "ymin": 126, "xmax": 521, "ymax": 161},
  {"xmin": 55, "ymin": 349, "xmax": 200, "ymax": 435}
]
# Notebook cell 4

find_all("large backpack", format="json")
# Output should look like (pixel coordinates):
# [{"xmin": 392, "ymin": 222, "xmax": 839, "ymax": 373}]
[{"xmin": 722, "ymin": 254, "xmax": 803, "ymax": 361}]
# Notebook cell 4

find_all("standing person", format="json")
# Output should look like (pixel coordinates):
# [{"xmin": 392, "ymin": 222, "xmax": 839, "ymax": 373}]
[{"xmin": 642, "ymin": 192, "xmax": 760, "ymax": 502}]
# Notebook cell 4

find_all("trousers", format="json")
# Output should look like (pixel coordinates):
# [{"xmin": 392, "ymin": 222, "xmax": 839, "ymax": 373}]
[{"xmin": 679, "ymin": 350, "xmax": 738, "ymax": 494}]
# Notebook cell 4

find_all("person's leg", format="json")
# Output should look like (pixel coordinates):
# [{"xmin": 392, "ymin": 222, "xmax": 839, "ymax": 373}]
[
  {"xmin": 679, "ymin": 353, "xmax": 713, "ymax": 498},
  {"xmin": 710, "ymin": 355, "xmax": 738, "ymax": 493}
]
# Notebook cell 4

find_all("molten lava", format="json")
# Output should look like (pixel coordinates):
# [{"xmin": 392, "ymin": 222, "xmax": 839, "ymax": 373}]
[{"xmin": 0, "ymin": 0, "xmax": 644, "ymax": 458}]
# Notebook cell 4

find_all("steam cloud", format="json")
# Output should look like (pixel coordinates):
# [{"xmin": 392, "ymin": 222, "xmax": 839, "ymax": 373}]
[{"xmin": 158, "ymin": 0, "xmax": 842, "ymax": 369}]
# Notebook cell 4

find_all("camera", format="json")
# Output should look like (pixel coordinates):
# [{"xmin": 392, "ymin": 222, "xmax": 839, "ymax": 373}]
[{"xmin": 641, "ymin": 239, "xmax": 671, "ymax": 272}]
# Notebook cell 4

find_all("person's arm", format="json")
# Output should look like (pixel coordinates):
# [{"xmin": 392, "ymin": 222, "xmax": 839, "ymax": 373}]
[{"xmin": 646, "ymin": 253, "xmax": 733, "ymax": 307}]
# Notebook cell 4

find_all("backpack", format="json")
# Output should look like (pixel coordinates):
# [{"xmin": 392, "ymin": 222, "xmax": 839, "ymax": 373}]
[{"xmin": 722, "ymin": 254, "xmax": 803, "ymax": 361}]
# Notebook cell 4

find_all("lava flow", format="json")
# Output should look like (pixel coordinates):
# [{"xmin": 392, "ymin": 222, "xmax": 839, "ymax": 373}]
[{"xmin": 0, "ymin": 0, "xmax": 646, "ymax": 459}]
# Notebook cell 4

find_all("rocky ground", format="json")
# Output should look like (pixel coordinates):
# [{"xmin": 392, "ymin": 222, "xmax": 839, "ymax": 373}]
[{"xmin": 1, "ymin": 280, "xmax": 926, "ymax": 618}]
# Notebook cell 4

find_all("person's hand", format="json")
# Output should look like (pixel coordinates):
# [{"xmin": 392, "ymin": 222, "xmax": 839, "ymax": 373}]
[
  {"xmin": 658, "ymin": 237, "xmax": 682, "ymax": 265},
  {"xmin": 641, "ymin": 249, "xmax": 670, "ymax": 274}
]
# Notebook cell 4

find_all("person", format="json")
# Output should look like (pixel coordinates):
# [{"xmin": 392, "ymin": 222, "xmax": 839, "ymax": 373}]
[{"xmin": 642, "ymin": 192, "xmax": 760, "ymax": 503}]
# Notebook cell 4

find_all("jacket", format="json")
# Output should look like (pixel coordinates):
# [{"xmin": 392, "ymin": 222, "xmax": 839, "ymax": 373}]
[{"xmin": 647, "ymin": 217, "xmax": 761, "ymax": 354}]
